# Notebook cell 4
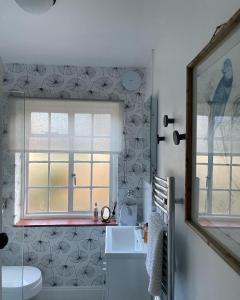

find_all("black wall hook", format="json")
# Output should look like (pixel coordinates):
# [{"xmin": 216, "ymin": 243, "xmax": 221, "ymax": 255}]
[
  {"xmin": 173, "ymin": 130, "xmax": 186, "ymax": 145},
  {"xmin": 157, "ymin": 135, "xmax": 165, "ymax": 144},
  {"xmin": 163, "ymin": 115, "xmax": 175, "ymax": 127}
]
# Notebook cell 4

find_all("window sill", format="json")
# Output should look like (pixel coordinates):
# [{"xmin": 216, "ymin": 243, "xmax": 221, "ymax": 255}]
[
  {"xmin": 199, "ymin": 216, "xmax": 240, "ymax": 228},
  {"xmin": 14, "ymin": 218, "xmax": 117, "ymax": 227}
]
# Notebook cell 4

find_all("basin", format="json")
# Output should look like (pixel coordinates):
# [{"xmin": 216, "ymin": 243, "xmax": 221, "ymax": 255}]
[
  {"xmin": 105, "ymin": 226, "xmax": 146, "ymax": 256},
  {"xmin": 105, "ymin": 226, "xmax": 150, "ymax": 300}
]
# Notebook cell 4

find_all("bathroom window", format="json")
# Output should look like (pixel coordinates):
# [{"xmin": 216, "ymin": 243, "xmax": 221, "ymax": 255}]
[
  {"xmin": 9, "ymin": 98, "xmax": 123, "ymax": 218},
  {"xmin": 25, "ymin": 151, "xmax": 117, "ymax": 216},
  {"xmin": 196, "ymin": 115, "xmax": 240, "ymax": 217}
]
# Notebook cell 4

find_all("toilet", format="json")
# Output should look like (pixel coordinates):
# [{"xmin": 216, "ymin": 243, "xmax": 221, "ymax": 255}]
[{"xmin": 2, "ymin": 266, "xmax": 42, "ymax": 300}]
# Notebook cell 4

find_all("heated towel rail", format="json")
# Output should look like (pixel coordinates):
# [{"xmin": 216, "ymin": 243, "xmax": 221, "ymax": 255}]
[{"xmin": 152, "ymin": 175, "xmax": 182, "ymax": 300}]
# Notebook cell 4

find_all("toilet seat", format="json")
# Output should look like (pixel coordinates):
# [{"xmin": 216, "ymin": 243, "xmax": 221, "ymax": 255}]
[{"xmin": 2, "ymin": 266, "xmax": 42, "ymax": 300}]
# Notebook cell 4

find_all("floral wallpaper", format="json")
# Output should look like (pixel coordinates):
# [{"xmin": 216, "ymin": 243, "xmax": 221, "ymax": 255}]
[{"xmin": 0, "ymin": 63, "xmax": 150, "ymax": 287}]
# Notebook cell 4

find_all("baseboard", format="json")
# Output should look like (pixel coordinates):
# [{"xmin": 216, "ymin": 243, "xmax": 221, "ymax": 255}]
[{"xmin": 33, "ymin": 286, "xmax": 105, "ymax": 300}]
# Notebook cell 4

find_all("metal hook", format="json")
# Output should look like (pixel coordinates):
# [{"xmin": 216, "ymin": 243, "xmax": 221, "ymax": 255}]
[
  {"xmin": 173, "ymin": 130, "xmax": 186, "ymax": 145},
  {"xmin": 163, "ymin": 115, "xmax": 175, "ymax": 127}
]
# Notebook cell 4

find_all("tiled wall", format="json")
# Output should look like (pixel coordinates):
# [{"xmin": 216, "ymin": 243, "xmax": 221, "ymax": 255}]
[{"xmin": 0, "ymin": 63, "xmax": 150, "ymax": 287}]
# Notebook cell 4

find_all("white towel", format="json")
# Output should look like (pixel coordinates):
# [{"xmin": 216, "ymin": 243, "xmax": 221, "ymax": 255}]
[{"xmin": 146, "ymin": 212, "xmax": 165, "ymax": 296}]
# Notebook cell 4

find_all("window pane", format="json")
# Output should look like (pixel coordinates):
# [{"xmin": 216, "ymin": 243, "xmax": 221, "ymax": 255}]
[
  {"xmin": 94, "ymin": 114, "xmax": 111, "ymax": 136},
  {"xmin": 73, "ymin": 188, "xmax": 91, "ymax": 211},
  {"xmin": 51, "ymin": 113, "xmax": 68, "ymax": 135},
  {"xmin": 49, "ymin": 188, "xmax": 68, "ymax": 212},
  {"xmin": 92, "ymin": 188, "xmax": 109, "ymax": 209},
  {"xmin": 93, "ymin": 154, "xmax": 110, "ymax": 161},
  {"xmin": 199, "ymin": 190, "xmax": 207, "ymax": 213},
  {"xmin": 232, "ymin": 156, "xmax": 240, "ymax": 164},
  {"xmin": 31, "ymin": 112, "xmax": 48, "ymax": 134},
  {"xmin": 213, "ymin": 166, "xmax": 230, "ymax": 189},
  {"xmin": 232, "ymin": 166, "xmax": 240, "ymax": 189},
  {"xmin": 29, "ymin": 137, "xmax": 48, "ymax": 150},
  {"xmin": 50, "ymin": 137, "xmax": 69, "ymax": 151},
  {"xmin": 75, "ymin": 114, "xmax": 92, "ymax": 136},
  {"xmin": 196, "ymin": 165, "xmax": 207, "ymax": 189},
  {"xmin": 212, "ymin": 191, "xmax": 229, "ymax": 214},
  {"xmin": 50, "ymin": 163, "xmax": 68, "ymax": 186},
  {"xmin": 29, "ymin": 153, "xmax": 48, "ymax": 161},
  {"xmin": 29, "ymin": 163, "xmax": 48, "ymax": 186},
  {"xmin": 74, "ymin": 153, "xmax": 91, "ymax": 161},
  {"xmin": 28, "ymin": 188, "xmax": 48, "ymax": 212},
  {"xmin": 93, "ymin": 138, "xmax": 110, "ymax": 152},
  {"xmin": 74, "ymin": 163, "xmax": 91, "ymax": 186},
  {"xmin": 74, "ymin": 137, "xmax": 91, "ymax": 151},
  {"xmin": 196, "ymin": 155, "xmax": 208, "ymax": 164},
  {"xmin": 213, "ymin": 155, "xmax": 230, "ymax": 164},
  {"xmin": 50, "ymin": 153, "xmax": 69, "ymax": 161},
  {"xmin": 231, "ymin": 192, "xmax": 240, "ymax": 215},
  {"xmin": 93, "ymin": 163, "xmax": 110, "ymax": 186}
]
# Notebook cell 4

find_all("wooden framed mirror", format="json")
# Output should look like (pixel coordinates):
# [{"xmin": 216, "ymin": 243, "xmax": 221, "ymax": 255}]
[{"xmin": 186, "ymin": 9, "xmax": 240, "ymax": 274}]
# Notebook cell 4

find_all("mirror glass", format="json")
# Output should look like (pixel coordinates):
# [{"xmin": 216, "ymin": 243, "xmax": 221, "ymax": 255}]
[
  {"xmin": 191, "ymin": 20, "xmax": 240, "ymax": 266},
  {"xmin": 101, "ymin": 206, "xmax": 111, "ymax": 222}
]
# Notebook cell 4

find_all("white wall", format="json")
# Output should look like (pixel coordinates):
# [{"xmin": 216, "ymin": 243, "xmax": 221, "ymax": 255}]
[{"xmin": 153, "ymin": 1, "xmax": 240, "ymax": 299}]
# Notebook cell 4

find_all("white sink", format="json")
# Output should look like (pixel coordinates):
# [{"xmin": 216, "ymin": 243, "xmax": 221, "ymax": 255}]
[
  {"xmin": 105, "ymin": 226, "xmax": 147, "ymax": 257},
  {"xmin": 105, "ymin": 226, "xmax": 150, "ymax": 300}
]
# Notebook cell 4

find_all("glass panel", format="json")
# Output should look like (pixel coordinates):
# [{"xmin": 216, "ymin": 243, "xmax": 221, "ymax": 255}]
[
  {"xmin": 232, "ymin": 166, "xmax": 240, "ymax": 189},
  {"xmin": 51, "ymin": 113, "xmax": 68, "ymax": 135},
  {"xmin": 31, "ymin": 112, "xmax": 48, "ymax": 134},
  {"xmin": 94, "ymin": 114, "xmax": 111, "ymax": 136},
  {"xmin": 93, "ymin": 138, "xmax": 110, "ymax": 152},
  {"xmin": 93, "ymin": 154, "xmax": 110, "ymax": 161},
  {"xmin": 50, "ymin": 137, "xmax": 69, "ymax": 151},
  {"xmin": 196, "ymin": 155, "xmax": 208, "ymax": 163},
  {"xmin": 93, "ymin": 163, "xmax": 110, "ymax": 186},
  {"xmin": 28, "ymin": 188, "xmax": 48, "ymax": 212},
  {"xmin": 212, "ymin": 166, "xmax": 230, "ymax": 189},
  {"xmin": 75, "ymin": 113, "xmax": 92, "ymax": 136},
  {"xmin": 50, "ymin": 163, "xmax": 68, "ymax": 186},
  {"xmin": 73, "ymin": 188, "xmax": 91, "ymax": 211},
  {"xmin": 232, "ymin": 156, "xmax": 240, "ymax": 164},
  {"xmin": 74, "ymin": 137, "xmax": 91, "ymax": 151},
  {"xmin": 49, "ymin": 188, "xmax": 68, "ymax": 212},
  {"xmin": 50, "ymin": 153, "xmax": 69, "ymax": 161},
  {"xmin": 29, "ymin": 163, "xmax": 48, "ymax": 186},
  {"xmin": 92, "ymin": 188, "xmax": 109, "ymax": 209},
  {"xmin": 213, "ymin": 155, "xmax": 230, "ymax": 164},
  {"xmin": 29, "ymin": 152, "xmax": 48, "ymax": 161},
  {"xmin": 29, "ymin": 136, "xmax": 48, "ymax": 150},
  {"xmin": 231, "ymin": 192, "xmax": 240, "ymax": 214},
  {"xmin": 74, "ymin": 163, "xmax": 91, "ymax": 186},
  {"xmin": 212, "ymin": 191, "xmax": 229, "ymax": 214},
  {"xmin": 199, "ymin": 190, "xmax": 207, "ymax": 213},
  {"xmin": 196, "ymin": 165, "xmax": 207, "ymax": 189},
  {"xmin": 74, "ymin": 153, "xmax": 91, "ymax": 161}
]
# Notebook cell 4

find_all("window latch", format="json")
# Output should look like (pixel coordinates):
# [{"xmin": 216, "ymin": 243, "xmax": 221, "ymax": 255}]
[{"xmin": 72, "ymin": 173, "xmax": 76, "ymax": 186}]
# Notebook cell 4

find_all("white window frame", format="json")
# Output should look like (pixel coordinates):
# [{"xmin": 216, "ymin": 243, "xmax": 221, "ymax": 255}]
[{"xmin": 22, "ymin": 151, "xmax": 117, "ymax": 219}]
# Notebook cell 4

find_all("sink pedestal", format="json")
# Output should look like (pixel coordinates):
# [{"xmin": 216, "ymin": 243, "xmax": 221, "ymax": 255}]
[{"xmin": 105, "ymin": 226, "xmax": 151, "ymax": 300}]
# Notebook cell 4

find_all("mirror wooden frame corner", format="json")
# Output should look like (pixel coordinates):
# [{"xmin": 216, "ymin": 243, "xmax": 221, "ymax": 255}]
[{"xmin": 185, "ymin": 8, "xmax": 240, "ymax": 275}]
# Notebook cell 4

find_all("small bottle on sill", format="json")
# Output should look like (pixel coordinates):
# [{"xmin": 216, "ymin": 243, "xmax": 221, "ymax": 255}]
[
  {"xmin": 143, "ymin": 223, "xmax": 148, "ymax": 244},
  {"xmin": 93, "ymin": 202, "xmax": 99, "ymax": 222}
]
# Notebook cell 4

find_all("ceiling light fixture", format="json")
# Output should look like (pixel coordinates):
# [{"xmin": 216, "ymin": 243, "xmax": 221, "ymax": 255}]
[{"xmin": 15, "ymin": 0, "xmax": 56, "ymax": 14}]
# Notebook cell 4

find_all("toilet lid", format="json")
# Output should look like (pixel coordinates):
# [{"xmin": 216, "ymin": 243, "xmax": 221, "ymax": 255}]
[{"xmin": 2, "ymin": 266, "xmax": 42, "ymax": 288}]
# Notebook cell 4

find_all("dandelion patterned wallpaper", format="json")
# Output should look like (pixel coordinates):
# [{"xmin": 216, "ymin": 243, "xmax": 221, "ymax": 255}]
[{"xmin": 0, "ymin": 63, "xmax": 150, "ymax": 287}]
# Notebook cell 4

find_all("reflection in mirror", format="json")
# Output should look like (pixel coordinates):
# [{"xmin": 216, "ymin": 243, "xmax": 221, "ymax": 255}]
[{"xmin": 186, "ymin": 9, "xmax": 240, "ymax": 273}]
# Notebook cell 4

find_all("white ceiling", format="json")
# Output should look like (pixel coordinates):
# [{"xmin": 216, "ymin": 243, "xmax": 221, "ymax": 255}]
[{"xmin": 0, "ymin": 0, "xmax": 161, "ymax": 67}]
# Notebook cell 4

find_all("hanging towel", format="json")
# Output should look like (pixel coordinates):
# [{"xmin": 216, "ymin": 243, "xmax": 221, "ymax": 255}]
[{"xmin": 146, "ymin": 212, "xmax": 165, "ymax": 296}]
